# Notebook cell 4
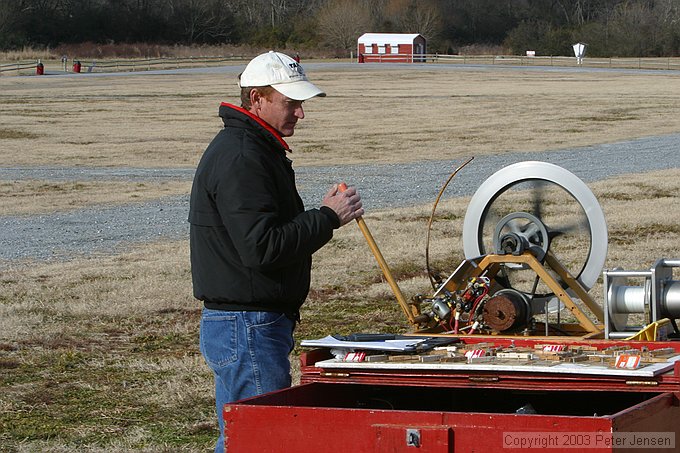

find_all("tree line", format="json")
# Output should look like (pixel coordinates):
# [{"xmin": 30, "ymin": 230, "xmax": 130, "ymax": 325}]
[{"xmin": 1, "ymin": 0, "xmax": 680, "ymax": 57}]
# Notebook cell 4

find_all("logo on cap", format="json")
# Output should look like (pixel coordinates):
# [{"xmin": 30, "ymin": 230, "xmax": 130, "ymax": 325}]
[{"xmin": 289, "ymin": 62, "xmax": 304, "ymax": 76}]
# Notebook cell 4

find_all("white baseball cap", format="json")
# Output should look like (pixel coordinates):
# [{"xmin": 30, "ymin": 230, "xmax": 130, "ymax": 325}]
[{"xmin": 239, "ymin": 51, "xmax": 326, "ymax": 101}]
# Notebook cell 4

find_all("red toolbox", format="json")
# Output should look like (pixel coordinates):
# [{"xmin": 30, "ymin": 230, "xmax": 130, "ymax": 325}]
[{"xmin": 223, "ymin": 338, "xmax": 680, "ymax": 452}]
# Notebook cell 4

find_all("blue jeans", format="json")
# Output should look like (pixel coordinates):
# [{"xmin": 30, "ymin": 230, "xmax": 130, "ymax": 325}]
[{"xmin": 200, "ymin": 308, "xmax": 295, "ymax": 453}]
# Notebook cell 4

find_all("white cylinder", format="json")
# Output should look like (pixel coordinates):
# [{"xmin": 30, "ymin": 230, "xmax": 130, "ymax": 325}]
[
  {"xmin": 662, "ymin": 281, "xmax": 680, "ymax": 317},
  {"xmin": 612, "ymin": 285, "xmax": 646, "ymax": 314}
]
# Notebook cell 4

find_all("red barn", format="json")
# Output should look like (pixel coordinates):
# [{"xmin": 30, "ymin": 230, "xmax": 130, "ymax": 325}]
[{"xmin": 357, "ymin": 33, "xmax": 426, "ymax": 63}]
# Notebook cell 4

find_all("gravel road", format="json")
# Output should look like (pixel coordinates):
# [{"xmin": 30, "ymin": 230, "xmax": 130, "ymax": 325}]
[{"xmin": 1, "ymin": 133, "xmax": 679, "ymax": 266}]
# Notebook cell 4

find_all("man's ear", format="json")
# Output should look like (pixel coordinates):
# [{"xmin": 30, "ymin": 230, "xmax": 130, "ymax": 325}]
[{"xmin": 249, "ymin": 89, "xmax": 261, "ymax": 109}]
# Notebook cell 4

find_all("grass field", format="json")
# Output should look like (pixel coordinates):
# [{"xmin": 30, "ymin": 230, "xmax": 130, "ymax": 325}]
[
  {"xmin": 1, "ymin": 64, "xmax": 680, "ymax": 451},
  {"xmin": 3, "ymin": 65, "xmax": 680, "ymax": 170}
]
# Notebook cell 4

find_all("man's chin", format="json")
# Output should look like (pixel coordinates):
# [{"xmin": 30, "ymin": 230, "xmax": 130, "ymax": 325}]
[{"xmin": 280, "ymin": 128, "xmax": 296, "ymax": 137}]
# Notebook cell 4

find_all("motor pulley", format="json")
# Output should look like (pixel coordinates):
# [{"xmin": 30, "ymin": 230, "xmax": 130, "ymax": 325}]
[{"xmin": 493, "ymin": 212, "xmax": 550, "ymax": 260}]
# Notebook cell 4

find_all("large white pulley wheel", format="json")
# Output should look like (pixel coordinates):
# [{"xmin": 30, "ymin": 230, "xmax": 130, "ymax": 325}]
[{"xmin": 463, "ymin": 161, "xmax": 608, "ymax": 300}]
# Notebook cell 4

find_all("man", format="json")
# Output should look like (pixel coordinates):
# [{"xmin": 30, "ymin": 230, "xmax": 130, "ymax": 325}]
[{"xmin": 189, "ymin": 51, "xmax": 363, "ymax": 452}]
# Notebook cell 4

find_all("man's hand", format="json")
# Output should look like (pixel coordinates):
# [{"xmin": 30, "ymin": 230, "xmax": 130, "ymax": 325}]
[{"xmin": 321, "ymin": 183, "xmax": 364, "ymax": 226}]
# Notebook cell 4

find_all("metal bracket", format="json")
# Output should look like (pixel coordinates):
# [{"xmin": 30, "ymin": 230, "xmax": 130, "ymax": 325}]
[{"xmin": 406, "ymin": 428, "xmax": 421, "ymax": 447}]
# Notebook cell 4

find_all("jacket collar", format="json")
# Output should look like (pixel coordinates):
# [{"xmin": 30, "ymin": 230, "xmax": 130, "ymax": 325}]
[{"xmin": 219, "ymin": 102, "xmax": 291, "ymax": 152}]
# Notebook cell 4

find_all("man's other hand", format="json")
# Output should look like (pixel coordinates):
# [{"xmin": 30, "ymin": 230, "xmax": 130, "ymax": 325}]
[{"xmin": 321, "ymin": 184, "xmax": 364, "ymax": 226}]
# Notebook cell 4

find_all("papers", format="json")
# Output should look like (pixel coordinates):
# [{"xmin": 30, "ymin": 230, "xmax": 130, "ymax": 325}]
[
  {"xmin": 313, "ymin": 355, "xmax": 680, "ymax": 377},
  {"xmin": 300, "ymin": 335, "xmax": 427, "ymax": 352}
]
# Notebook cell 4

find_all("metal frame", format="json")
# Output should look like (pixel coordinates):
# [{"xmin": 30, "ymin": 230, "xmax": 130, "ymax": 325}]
[
  {"xmin": 424, "ymin": 251, "xmax": 603, "ymax": 336},
  {"xmin": 603, "ymin": 258, "xmax": 680, "ymax": 339}
]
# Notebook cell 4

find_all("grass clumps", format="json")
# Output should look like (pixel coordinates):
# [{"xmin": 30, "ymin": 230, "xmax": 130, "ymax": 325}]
[{"xmin": 0, "ymin": 128, "xmax": 40, "ymax": 140}]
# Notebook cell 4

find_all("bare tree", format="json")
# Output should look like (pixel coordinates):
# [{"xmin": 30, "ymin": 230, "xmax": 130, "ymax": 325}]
[
  {"xmin": 228, "ymin": 0, "xmax": 266, "ymax": 28},
  {"xmin": 392, "ymin": 0, "xmax": 442, "ymax": 39},
  {"xmin": 555, "ymin": 0, "xmax": 588, "ymax": 26},
  {"xmin": 316, "ymin": 0, "xmax": 372, "ymax": 51},
  {"xmin": 0, "ymin": 0, "xmax": 21, "ymax": 40},
  {"xmin": 169, "ymin": 0, "xmax": 234, "ymax": 43},
  {"xmin": 232, "ymin": 0, "xmax": 290, "ymax": 28},
  {"xmin": 654, "ymin": 0, "xmax": 680, "ymax": 27},
  {"xmin": 269, "ymin": 0, "xmax": 288, "ymax": 27},
  {"xmin": 608, "ymin": 0, "xmax": 658, "ymax": 55}
]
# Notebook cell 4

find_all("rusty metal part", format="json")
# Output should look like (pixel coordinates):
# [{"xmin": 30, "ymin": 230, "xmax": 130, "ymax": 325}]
[{"xmin": 483, "ymin": 290, "xmax": 530, "ymax": 332}]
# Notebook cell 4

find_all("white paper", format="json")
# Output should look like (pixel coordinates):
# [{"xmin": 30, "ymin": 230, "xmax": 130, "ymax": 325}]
[{"xmin": 300, "ymin": 335, "xmax": 426, "ymax": 352}]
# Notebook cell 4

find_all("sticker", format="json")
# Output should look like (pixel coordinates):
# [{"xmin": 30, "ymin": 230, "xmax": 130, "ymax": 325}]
[
  {"xmin": 464, "ymin": 349, "xmax": 486, "ymax": 359},
  {"xmin": 542, "ymin": 345, "xmax": 565, "ymax": 353},
  {"xmin": 344, "ymin": 351, "xmax": 366, "ymax": 362},
  {"xmin": 615, "ymin": 354, "xmax": 641, "ymax": 369}
]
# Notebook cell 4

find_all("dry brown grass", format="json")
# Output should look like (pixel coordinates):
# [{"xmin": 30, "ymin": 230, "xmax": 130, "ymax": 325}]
[
  {"xmin": 2, "ymin": 66, "xmax": 680, "ymax": 169},
  {"xmin": 0, "ymin": 74, "xmax": 218, "ymax": 168},
  {"xmin": 2, "ymin": 167, "xmax": 679, "ymax": 450},
  {"xmin": 0, "ymin": 180, "xmax": 190, "ymax": 215},
  {"xmin": 300, "ymin": 68, "xmax": 680, "ymax": 166},
  {"xmin": 3, "ymin": 66, "xmax": 680, "ymax": 216},
  {"xmin": 0, "ymin": 43, "xmax": 310, "ymax": 62},
  {"xmin": 2, "ymin": 65, "xmax": 680, "ymax": 451}
]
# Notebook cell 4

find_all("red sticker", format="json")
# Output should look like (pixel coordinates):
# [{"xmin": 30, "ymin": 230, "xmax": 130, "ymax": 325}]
[{"xmin": 615, "ymin": 354, "xmax": 641, "ymax": 369}]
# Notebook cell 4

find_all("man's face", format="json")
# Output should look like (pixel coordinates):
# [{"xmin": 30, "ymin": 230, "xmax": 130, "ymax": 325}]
[{"xmin": 254, "ymin": 89, "xmax": 304, "ymax": 137}]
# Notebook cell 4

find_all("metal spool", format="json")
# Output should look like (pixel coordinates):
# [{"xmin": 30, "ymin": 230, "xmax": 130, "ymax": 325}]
[{"xmin": 604, "ymin": 259, "xmax": 680, "ymax": 338}]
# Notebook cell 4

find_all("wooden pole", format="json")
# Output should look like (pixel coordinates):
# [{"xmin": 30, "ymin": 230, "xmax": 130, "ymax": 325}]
[{"xmin": 338, "ymin": 183, "xmax": 419, "ymax": 326}]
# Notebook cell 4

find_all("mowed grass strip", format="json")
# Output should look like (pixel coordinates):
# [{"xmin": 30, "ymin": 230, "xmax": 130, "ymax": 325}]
[
  {"xmin": 0, "ymin": 128, "xmax": 41, "ymax": 140},
  {"xmin": 0, "ymin": 180, "xmax": 191, "ymax": 216}
]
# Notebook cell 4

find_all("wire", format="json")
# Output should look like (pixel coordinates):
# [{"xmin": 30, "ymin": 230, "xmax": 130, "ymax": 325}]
[
  {"xmin": 466, "ymin": 289, "xmax": 489, "ymax": 334},
  {"xmin": 469, "ymin": 287, "xmax": 489, "ymax": 318},
  {"xmin": 425, "ymin": 157, "xmax": 475, "ymax": 290}
]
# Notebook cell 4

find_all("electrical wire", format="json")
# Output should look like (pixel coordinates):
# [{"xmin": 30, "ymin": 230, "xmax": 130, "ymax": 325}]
[
  {"xmin": 425, "ymin": 157, "xmax": 474, "ymax": 290},
  {"xmin": 469, "ymin": 286, "xmax": 489, "ymax": 320}
]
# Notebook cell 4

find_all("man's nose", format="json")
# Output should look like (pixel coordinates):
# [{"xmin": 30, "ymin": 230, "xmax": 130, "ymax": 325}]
[{"xmin": 295, "ymin": 105, "xmax": 305, "ymax": 119}]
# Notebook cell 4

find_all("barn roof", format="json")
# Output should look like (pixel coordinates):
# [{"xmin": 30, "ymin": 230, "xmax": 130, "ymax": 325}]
[{"xmin": 357, "ymin": 33, "xmax": 424, "ymax": 45}]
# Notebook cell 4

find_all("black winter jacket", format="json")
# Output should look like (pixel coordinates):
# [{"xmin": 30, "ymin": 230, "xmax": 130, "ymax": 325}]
[{"xmin": 189, "ymin": 103, "xmax": 338, "ymax": 316}]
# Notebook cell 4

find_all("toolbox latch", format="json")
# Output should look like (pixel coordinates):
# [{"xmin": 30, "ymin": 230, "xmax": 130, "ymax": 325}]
[
  {"xmin": 374, "ymin": 424, "xmax": 452, "ymax": 451},
  {"xmin": 406, "ymin": 428, "xmax": 421, "ymax": 447}
]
